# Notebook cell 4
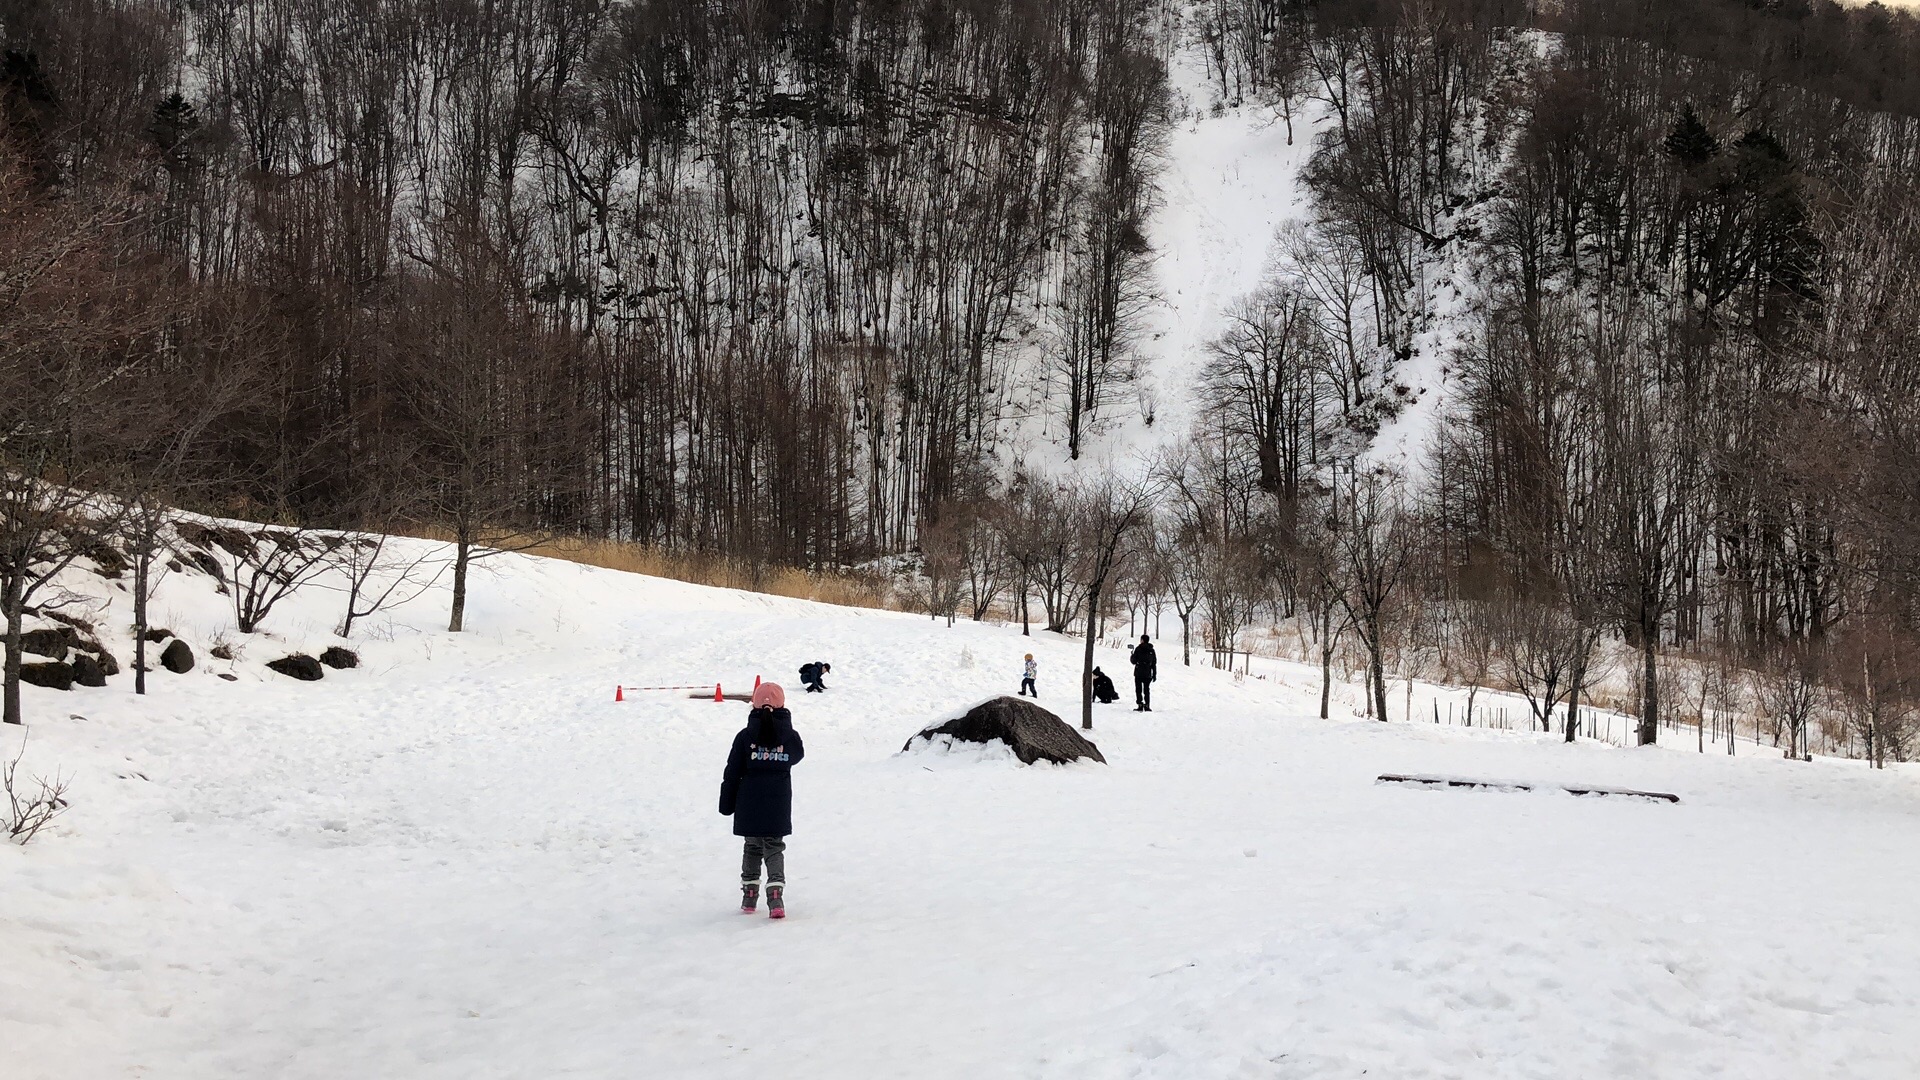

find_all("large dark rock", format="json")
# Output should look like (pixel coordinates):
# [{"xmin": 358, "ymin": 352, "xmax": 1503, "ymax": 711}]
[
  {"xmin": 21, "ymin": 627, "xmax": 73, "ymax": 660},
  {"xmin": 70, "ymin": 653, "xmax": 107, "ymax": 687},
  {"xmin": 20, "ymin": 662, "xmax": 73, "ymax": 691},
  {"xmin": 267, "ymin": 654, "xmax": 324, "ymax": 681},
  {"xmin": 319, "ymin": 646, "xmax": 359, "ymax": 670},
  {"xmin": 160, "ymin": 638, "xmax": 195, "ymax": 674},
  {"xmin": 904, "ymin": 695, "xmax": 1107, "ymax": 766},
  {"xmin": 91, "ymin": 649, "xmax": 120, "ymax": 677}
]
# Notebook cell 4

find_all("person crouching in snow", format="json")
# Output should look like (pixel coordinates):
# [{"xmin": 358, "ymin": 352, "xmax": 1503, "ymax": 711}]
[
  {"xmin": 1020, "ymin": 653, "xmax": 1037, "ymax": 697},
  {"xmin": 1091, "ymin": 666, "xmax": 1119, "ymax": 704},
  {"xmin": 720, "ymin": 682, "xmax": 805, "ymax": 918},
  {"xmin": 799, "ymin": 660, "xmax": 831, "ymax": 692}
]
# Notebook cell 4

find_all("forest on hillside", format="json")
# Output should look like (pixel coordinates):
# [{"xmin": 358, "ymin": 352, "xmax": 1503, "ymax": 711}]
[{"xmin": 4, "ymin": 0, "xmax": 1920, "ymax": 758}]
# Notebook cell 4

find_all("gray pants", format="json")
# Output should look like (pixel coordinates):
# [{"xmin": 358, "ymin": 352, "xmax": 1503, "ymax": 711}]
[{"xmin": 741, "ymin": 836, "xmax": 787, "ymax": 885}]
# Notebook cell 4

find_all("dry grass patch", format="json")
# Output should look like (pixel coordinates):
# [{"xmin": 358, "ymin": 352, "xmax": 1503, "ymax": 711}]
[
  {"xmin": 386, "ymin": 525, "xmax": 903, "ymax": 611},
  {"xmin": 518, "ymin": 536, "xmax": 901, "ymax": 612}
]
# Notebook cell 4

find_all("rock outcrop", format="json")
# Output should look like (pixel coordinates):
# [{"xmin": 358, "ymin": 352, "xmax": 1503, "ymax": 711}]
[
  {"xmin": 267, "ymin": 654, "xmax": 324, "ymax": 681},
  {"xmin": 903, "ymin": 696, "xmax": 1107, "ymax": 765},
  {"xmin": 319, "ymin": 646, "xmax": 359, "ymax": 670},
  {"xmin": 19, "ymin": 662, "xmax": 74, "ymax": 691},
  {"xmin": 160, "ymin": 639, "xmax": 196, "ymax": 674}
]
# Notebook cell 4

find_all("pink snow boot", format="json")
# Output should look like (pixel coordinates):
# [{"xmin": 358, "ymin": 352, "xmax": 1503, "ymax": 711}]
[
  {"xmin": 740, "ymin": 883, "xmax": 759, "ymax": 914},
  {"xmin": 767, "ymin": 884, "xmax": 785, "ymax": 919}
]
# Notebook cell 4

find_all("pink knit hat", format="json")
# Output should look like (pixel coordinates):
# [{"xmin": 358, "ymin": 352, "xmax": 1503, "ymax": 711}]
[{"xmin": 750, "ymin": 682, "xmax": 786, "ymax": 710}]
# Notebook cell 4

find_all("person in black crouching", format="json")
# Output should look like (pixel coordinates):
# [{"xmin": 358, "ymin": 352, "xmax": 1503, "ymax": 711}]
[
  {"xmin": 1091, "ymin": 666, "xmax": 1120, "ymax": 704},
  {"xmin": 798, "ymin": 660, "xmax": 831, "ymax": 692},
  {"xmin": 720, "ymin": 682, "xmax": 806, "ymax": 918}
]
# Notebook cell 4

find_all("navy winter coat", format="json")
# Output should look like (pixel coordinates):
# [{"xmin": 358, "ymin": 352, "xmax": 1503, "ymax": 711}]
[{"xmin": 719, "ymin": 707, "xmax": 805, "ymax": 837}]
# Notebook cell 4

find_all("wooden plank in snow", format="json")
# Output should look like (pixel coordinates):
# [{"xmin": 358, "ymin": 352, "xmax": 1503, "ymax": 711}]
[{"xmin": 1376, "ymin": 773, "xmax": 1680, "ymax": 804}]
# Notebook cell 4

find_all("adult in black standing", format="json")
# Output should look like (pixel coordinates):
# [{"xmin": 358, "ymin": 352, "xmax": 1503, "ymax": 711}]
[{"xmin": 1129, "ymin": 634, "xmax": 1158, "ymax": 711}]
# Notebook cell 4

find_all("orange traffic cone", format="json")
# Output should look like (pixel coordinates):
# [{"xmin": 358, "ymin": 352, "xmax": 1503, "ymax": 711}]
[
  {"xmin": 615, "ymin": 685, "xmax": 624, "ymax": 702},
  {"xmin": 754, "ymin": 675, "xmax": 761, "ymax": 689},
  {"xmin": 714, "ymin": 683, "xmax": 724, "ymax": 702}
]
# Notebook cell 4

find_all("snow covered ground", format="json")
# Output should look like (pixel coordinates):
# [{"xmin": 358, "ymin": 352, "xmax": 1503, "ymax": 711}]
[{"xmin": 4, "ymin": 535, "xmax": 1920, "ymax": 1079}]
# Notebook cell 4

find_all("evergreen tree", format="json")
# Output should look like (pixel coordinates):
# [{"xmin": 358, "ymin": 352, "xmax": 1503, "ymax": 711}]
[{"xmin": 1663, "ymin": 104, "xmax": 1718, "ymax": 168}]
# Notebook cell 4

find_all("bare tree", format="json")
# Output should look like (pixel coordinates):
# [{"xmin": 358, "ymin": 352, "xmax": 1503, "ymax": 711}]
[
  {"xmin": 1070, "ymin": 474, "xmax": 1157, "ymax": 731},
  {"xmin": 334, "ymin": 535, "xmax": 443, "ymax": 638},
  {"xmin": 1762, "ymin": 641, "xmax": 1823, "ymax": 762},
  {"xmin": 3, "ymin": 734, "xmax": 69, "ymax": 845},
  {"xmin": 996, "ymin": 481, "xmax": 1054, "ymax": 637},
  {"xmin": 0, "ymin": 166, "xmax": 146, "ymax": 724},
  {"xmin": 1331, "ymin": 467, "xmax": 1412, "ymax": 723},
  {"xmin": 955, "ymin": 500, "xmax": 1010, "ymax": 621},
  {"xmin": 0, "ymin": 470, "xmax": 116, "ymax": 726},
  {"xmin": 1198, "ymin": 281, "xmax": 1328, "ymax": 543},
  {"xmin": 916, "ymin": 516, "xmax": 966, "ymax": 627},
  {"xmin": 1499, "ymin": 597, "xmax": 1582, "ymax": 735},
  {"xmin": 397, "ymin": 212, "xmax": 593, "ymax": 633},
  {"xmin": 1450, "ymin": 597, "xmax": 1499, "ymax": 727},
  {"xmin": 1031, "ymin": 490, "xmax": 1091, "ymax": 635},
  {"xmin": 1839, "ymin": 624, "xmax": 1918, "ymax": 768},
  {"xmin": 1297, "ymin": 529, "xmax": 1348, "ymax": 720},
  {"xmin": 122, "ymin": 494, "xmax": 176, "ymax": 697},
  {"xmin": 1159, "ymin": 519, "xmax": 1206, "ymax": 668},
  {"xmin": 178, "ymin": 522, "xmax": 333, "ymax": 635},
  {"xmin": 1200, "ymin": 533, "xmax": 1263, "ymax": 670},
  {"xmin": 116, "ymin": 307, "xmax": 261, "ymax": 693}
]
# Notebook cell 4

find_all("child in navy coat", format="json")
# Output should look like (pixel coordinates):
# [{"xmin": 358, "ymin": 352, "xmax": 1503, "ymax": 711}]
[{"xmin": 720, "ymin": 682, "xmax": 805, "ymax": 918}]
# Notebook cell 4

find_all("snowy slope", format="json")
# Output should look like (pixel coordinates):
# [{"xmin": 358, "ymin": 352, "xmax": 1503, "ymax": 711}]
[
  {"xmin": 1131, "ymin": 77, "xmax": 1319, "ymax": 454},
  {"xmin": 1055, "ymin": 41, "xmax": 1320, "ymax": 472},
  {"xmin": 4, "ymin": 530, "xmax": 1919, "ymax": 1079}
]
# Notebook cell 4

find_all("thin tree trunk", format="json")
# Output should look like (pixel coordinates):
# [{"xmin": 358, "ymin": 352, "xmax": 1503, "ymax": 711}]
[
  {"xmin": 1319, "ymin": 645, "xmax": 1333, "ymax": 720},
  {"xmin": 341, "ymin": 574, "xmax": 361, "ymax": 638},
  {"xmin": 1369, "ymin": 622, "xmax": 1388, "ymax": 721},
  {"xmin": 449, "ymin": 535, "xmax": 471, "ymax": 633},
  {"xmin": 1081, "ymin": 581, "xmax": 1101, "ymax": 731},
  {"xmin": 134, "ymin": 546, "xmax": 150, "ymax": 696},
  {"xmin": 1318, "ymin": 604, "xmax": 1337, "ymax": 720},
  {"xmin": 4, "ymin": 575, "xmax": 24, "ymax": 725},
  {"xmin": 1637, "ymin": 631, "xmax": 1658, "ymax": 745}
]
